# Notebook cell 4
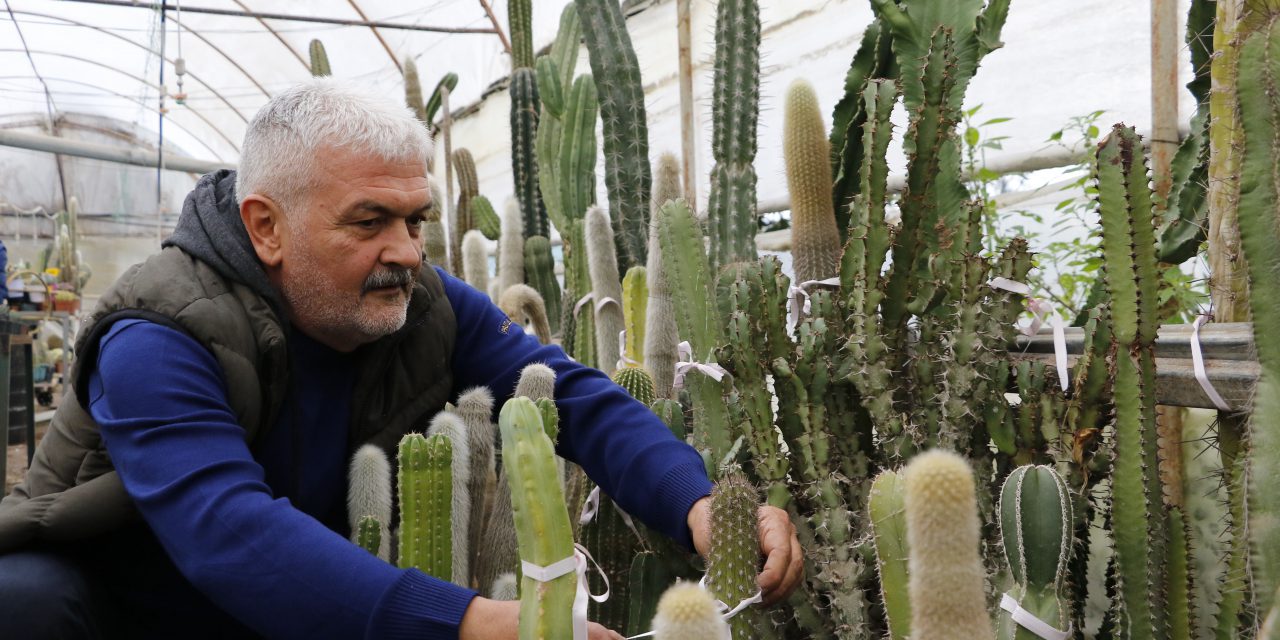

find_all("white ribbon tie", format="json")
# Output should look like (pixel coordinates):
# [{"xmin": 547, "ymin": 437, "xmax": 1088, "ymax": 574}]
[
  {"xmin": 672, "ymin": 341, "xmax": 728, "ymax": 391},
  {"xmin": 787, "ymin": 277, "xmax": 842, "ymax": 327},
  {"xmin": 521, "ymin": 544, "xmax": 609, "ymax": 640},
  {"xmin": 1000, "ymin": 593, "xmax": 1070, "ymax": 640},
  {"xmin": 578, "ymin": 485, "xmax": 643, "ymax": 542},
  {"xmin": 1192, "ymin": 314, "xmax": 1231, "ymax": 411}
]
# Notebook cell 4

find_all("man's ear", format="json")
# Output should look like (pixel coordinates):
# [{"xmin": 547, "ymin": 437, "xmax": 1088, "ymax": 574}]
[{"xmin": 241, "ymin": 194, "xmax": 286, "ymax": 268}]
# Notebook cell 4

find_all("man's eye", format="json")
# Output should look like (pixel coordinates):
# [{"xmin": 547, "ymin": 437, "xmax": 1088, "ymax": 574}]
[{"xmin": 356, "ymin": 218, "xmax": 380, "ymax": 229}]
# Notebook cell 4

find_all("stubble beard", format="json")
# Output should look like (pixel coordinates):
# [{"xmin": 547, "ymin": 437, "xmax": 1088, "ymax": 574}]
[{"xmin": 282, "ymin": 242, "xmax": 412, "ymax": 345}]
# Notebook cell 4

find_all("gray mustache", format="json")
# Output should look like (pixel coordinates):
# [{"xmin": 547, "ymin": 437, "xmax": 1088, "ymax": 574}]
[{"xmin": 362, "ymin": 268, "xmax": 415, "ymax": 293}]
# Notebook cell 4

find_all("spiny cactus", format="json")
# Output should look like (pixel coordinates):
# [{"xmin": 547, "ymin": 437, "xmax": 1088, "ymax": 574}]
[
  {"xmin": 621, "ymin": 266, "xmax": 647, "ymax": 366},
  {"xmin": 625, "ymin": 552, "xmax": 674, "ymax": 637},
  {"xmin": 309, "ymin": 39, "xmax": 331, "ymax": 77},
  {"xmin": 425, "ymin": 73, "xmax": 458, "ymax": 127},
  {"xmin": 454, "ymin": 148, "xmax": 480, "ymax": 275},
  {"xmin": 348, "ymin": 444, "xmax": 392, "ymax": 562},
  {"xmin": 462, "ymin": 230, "xmax": 490, "ymax": 295},
  {"xmin": 356, "ymin": 515, "xmax": 381, "ymax": 557},
  {"xmin": 612, "ymin": 366, "xmax": 656, "ymax": 406},
  {"xmin": 456, "ymin": 386, "xmax": 497, "ymax": 586},
  {"xmin": 581, "ymin": 486, "xmax": 647, "ymax": 632},
  {"xmin": 784, "ymin": 79, "xmax": 842, "ymax": 283},
  {"xmin": 575, "ymin": 0, "xmax": 651, "ymax": 271},
  {"xmin": 524, "ymin": 236, "xmax": 562, "ymax": 336},
  {"xmin": 652, "ymin": 582, "xmax": 730, "ymax": 640},
  {"xmin": 587, "ymin": 206, "xmax": 625, "ymax": 374},
  {"xmin": 428, "ymin": 412, "xmax": 473, "ymax": 587},
  {"xmin": 869, "ymin": 470, "xmax": 910, "ymax": 640},
  {"xmin": 508, "ymin": 0, "xmax": 534, "ymax": 69},
  {"xmin": 499, "ymin": 284, "xmax": 553, "ymax": 345},
  {"xmin": 492, "ymin": 573, "xmax": 519, "ymax": 601},
  {"xmin": 706, "ymin": 0, "xmax": 761, "ymax": 271},
  {"xmin": 829, "ymin": 17, "xmax": 895, "ymax": 238},
  {"xmin": 500, "ymin": 397, "xmax": 576, "ymax": 639},
  {"xmin": 515, "ymin": 362, "xmax": 556, "ymax": 401},
  {"xmin": 998, "ymin": 465, "xmax": 1073, "ymax": 640},
  {"xmin": 903, "ymin": 450, "xmax": 993, "ymax": 640},
  {"xmin": 474, "ymin": 195, "xmax": 501, "ymax": 241},
  {"xmin": 476, "ymin": 471, "xmax": 519, "ymax": 602},
  {"xmin": 645, "ymin": 169, "xmax": 681, "ymax": 399},
  {"xmin": 424, "ymin": 176, "xmax": 449, "ymax": 270},
  {"xmin": 397, "ymin": 433, "xmax": 454, "ymax": 581},
  {"xmin": 498, "ymin": 197, "xmax": 526, "ymax": 297},
  {"xmin": 511, "ymin": 68, "xmax": 548, "ymax": 240},
  {"xmin": 706, "ymin": 469, "xmax": 771, "ymax": 639},
  {"xmin": 404, "ymin": 57, "xmax": 426, "ymax": 122}
]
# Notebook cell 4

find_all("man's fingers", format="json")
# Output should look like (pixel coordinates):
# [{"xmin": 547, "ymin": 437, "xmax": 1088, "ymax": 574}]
[
  {"xmin": 755, "ymin": 506, "xmax": 801, "ymax": 606},
  {"xmin": 588, "ymin": 622, "xmax": 625, "ymax": 640}
]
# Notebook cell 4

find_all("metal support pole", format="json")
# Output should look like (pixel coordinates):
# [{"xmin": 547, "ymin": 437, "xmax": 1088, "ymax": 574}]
[{"xmin": 1150, "ymin": 0, "xmax": 1180, "ymax": 202}]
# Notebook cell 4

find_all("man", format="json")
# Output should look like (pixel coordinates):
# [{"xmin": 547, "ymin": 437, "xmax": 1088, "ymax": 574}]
[{"xmin": 0, "ymin": 79, "xmax": 802, "ymax": 638}]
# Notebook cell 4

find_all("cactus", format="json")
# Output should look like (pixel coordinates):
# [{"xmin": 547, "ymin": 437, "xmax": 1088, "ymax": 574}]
[
  {"xmin": 428, "ymin": 412, "xmax": 473, "ymax": 587},
  {"xmin": 706, "ymin": 0, "xmax": 761, "ymax": 271},
  {"xmin": 830, "ymin": 17, "xmax": 895, "ymax": 238},
  {"xmin": 462, "ymin": 230, "xmax": 490, "ymax": 295},
  {"xmin": 869, "ymin": 470, "xmax": 910, "ymax": 640},
  {"xmin": 524, "ymin": 236, "xmax": 562, "ymax": 335},
  {"xmin": 706, "ymin": 469, "xmax": 771, "ymax": 639},
  {"xmin": 581, "ymin": 487, "xmax": 647, "ymax": 632},
  {"xmin": 998, "ymin": 465, "xmax": 1073, "ymax": 640},
  {"xmin": 645, "ymin": 178, "xmax": 681, "ymax": 399},
  {"xmin": 492, "ymin": 573, "xmax": 519, "ymax": 601},
  {"xmin": 454, "ymin": 148, "xmax": 481, "ymax": 277},
  {"xmin": 652, "ymin": 582, "xmax": 731, "ymax": 640},
  {"xmin": 404, "ymin": 57, "xmax": 426, "ymax": 122},
  {"xmin": 356, "ymin": 515, "xmax": 381, "ymax": 557},
  {"xmin": 508, "ymin": 0, "xmax": 534, "ymax": 69},
  {"xmin": 348, "ymin": 444, "xmax": 392, "ymax": 562},
  {"xmin": 424, "ymin": 176, "xmax": 449, "ymax": 270},
  {"xmin": 611, "ymin": 366, "xmax": 656, "ymax": 406},
  {"xmin": 456, "ymin": 386, "xmax": 498, "ymax": 586},
  {"xmin": 498, "ymin": 197, "xmax": 526, "ymax": 297},
  {"xmin": 621, "ymin": 266, "xmax": 647, "ymax": 366},
  {"xmin": 1095, "ymin": 125, "xmax": 1167, "ymax": 637},
  {"xmin": 499, "ymin": 397, "xmax": 577, "ymax": 640},
  {"xmin": 396, "ymin": 433, "xmax": 454, "ymax": 581},
  {"xmin": 309, "ymin": 39, "xmax": 331, "ymax": 77},
  {"xmin": 587, "ymin": 206, "xmax": 625, "ymax": 374},
  {"xmin": 784, "ymin": 79, "xmax": 842, "ymax": 283},
  {"xmin": 425, "ymin": 73, "xmax": 459, "ymax": 127},
  {"xmin": 474, "ymin": 195, "xmax": 501, "ymax": 241},
  {"xmin": 515, "ymin": 362, "xmax": 556, "ymax": 401},
  {"xmin": 476, "ymin": 471, "xmax": 520, "ymax": 601},
  {"xmin": 499, "ymin": 284, "xmax": 553, "ymax": 345},
  {"xmin": 511, "ymin": 68, "xmax": 548, "ymax": 240},
  {"xmin": 575, "ymin": 0, "xmax": 651, "ymax": 271},
  {"xmin": 650, "ymin": 398, "xmax": 686, "ymax": 441},
  {"xmin": 903, "ymin": 450, "xmax": 993, "ymax": 640},
  {"xmin": 626, "ymin": 552, "xmax": 674, "ymax": 637}
]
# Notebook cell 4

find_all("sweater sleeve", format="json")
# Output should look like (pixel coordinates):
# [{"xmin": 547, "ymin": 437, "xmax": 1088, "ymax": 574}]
[
  {"xmin": 442, "ymin": 269, "xmax": 712, "ymax": 549},
  {"xmin": 89, "ymin": 319, "xmax": 477, "ymax": 640}
]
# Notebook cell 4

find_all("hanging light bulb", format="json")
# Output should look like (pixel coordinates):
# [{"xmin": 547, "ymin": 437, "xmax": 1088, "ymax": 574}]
[{"xmin": 174, "ymin": 57, "xmax": 188, "ymax": 105}]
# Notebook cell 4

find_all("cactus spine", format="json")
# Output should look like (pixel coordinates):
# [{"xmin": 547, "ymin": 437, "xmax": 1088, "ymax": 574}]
[
  {"xmin": 511, "ymin": 68, "xmax": 548, "ymax": 240},
  {"xmin": 499, "ymin": 284, "xmax": 553, "ymax": 345},
  {"xmin": 424, "ymin": 176, "xmax": 449, "ymax": 270},
  {"xmin": 524, "ymin": 236, "xmax": 563, "ymax": 335},
  {"xmin": 462, "ymin": 230, "xmax": 490, "ymax": 295},
  {"xmin": 515, "ymin": 362, "xmax": 557, "ymax": 401},
  {"xmin": 309, "ymin": 39, "xmax": 331, "ymax": 77},
  {"xmin": 473, "ymin": 195, "xmax": 501, "ymax": 241},
  {"xmin": 784, "ymin": 79, "xmax": 842, "ymax": 283},
  {"xmin": 652, "ymin": 582, "xmax": 731, "ymax": 640},
  {"xmin": 575, "ymin": 0, "xmax": 651, "ymax": 271},
  {"xmin": 356, "ymin": 515, "xmax": 381, "ymax": 557},
  {"xmin": 1096, "ymin": 125, "xmax": 1167, "ymax": 638},
  {"xmin": 869, "ymin": 470, "xmax": 910, "ymax": 640},
  {"xmin": 428, "ymin": 412, "xmax": 473, "ymax": 587},
  {"xmin": 499, "ymin": 196, "xmax": 526, "ymax": 297},
  {"xmin": 348, "ymin": 444, "xmax": 392, "ymax": 562},
  {"xmin": 587, "ymin": 206, "xmax": 625, "ymax": 375},
  {"xmin": 645, "ymin": 162, "xmax": 682, "ymax": 398},
  {"xmin": 998, "ymin": 465, "xmax": 1073, "ymax": 640},
  {"xmin": 706, "ymin": 0, "xmax": 761, "ymax": 271},
  {"xmin": 500, "ymin": 397, "xmax": 576, "ymax": 639},
  {"xmin": 396, "ymin": 433, "xmax": 453, "ymax": 581},
  {"xmin": 404, "ymin": 57, "xmax": 426, "ymax": 121},
  {"xmin": 621, "ymin": 266, "xmax": 647, "ymax": 366},
  {"xmin": 903, "ymin": 450, "xmax": 993, "ymax": 640},
  {"xmin": 611, "ymin": 366, "xmax": 655, "ymax": 406},
  {"xmin": 706, "ymin": 470, "xmax": 770, "ymax": 639}
]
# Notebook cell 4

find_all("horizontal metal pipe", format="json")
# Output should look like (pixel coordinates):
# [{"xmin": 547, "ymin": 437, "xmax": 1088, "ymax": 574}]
[
  {"xmin": 56, "ymin": 0, "xmax": 499, "ymax": 34},
  {"xmin": 0, "ymin": 128, "xmax": 233, "ymax": 174}
]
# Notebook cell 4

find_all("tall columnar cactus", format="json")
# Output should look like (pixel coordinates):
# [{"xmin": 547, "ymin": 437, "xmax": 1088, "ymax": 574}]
[
  {"xmin": 428, "ymin": 412, "xmax": 474, "ymax": 587},
  {"xmin": 473, "ymin": 195, "xmax": 501, "ymax": 241},
  {"xmin": 581, "ymin": 487, "xmax": 647, "ymax": 632},
  {"xmin": 784, "ymin": 78, "xmax": 842, "ymax": 283},
  {"xmin": 397, "ymin": 433, "xmax": 454, "ymax": 581},
  {"xmin": 645, "ymin": 164, "xmax": 682, "ymax": 398},
  {"xmin": 1095, "ymin": 125, "xmax": 1167, "ymax": 638},
  {"xmin": 621, "ymin": 266, "xmax": 648, "ymax": 366},
  {"xmin": 575, "ymin": 0, "xmax": 651, "ymax": 271},
  {"xmin": 1238, "ymin": 12, "xmax": 1280, "ymax": 617},
  {"xmin": 652, "ymin": 582, "xmax": 731, "ymax": 640},
  {"xmin": 424, "ymin": 176, "xmax": 449, "ymax": 270},
  {"xmin": 498, "ymin": 196, "xmax": 526, "ymax": 297},
  {"xmin": 451, "ymin": 147, "xmax": 480, "ymax": 276},
  {"xmin": 508, "ymin": 0, "xmax": 534, "ymax": 69},
  {"xmin": 309, "ymin": 39, "xmax": 331, "ymax": 77},
  {"xmin": 476, "ymin": 471, "xmax": 520, "ymax": 600},
  {"xmin": 706, "ymin": 0, "xmax": 761, "ymax": 271},
  {"xmin": 499, "ymin": 284, "xmax": 553, "ymax": 345},
  {"xmin": 998, "ymin": 465, "xmax": 1073, "ymax": 640},
  {"xmin": 404, "ymin": 57, "xmax": 427, "ymax": 122},
  {"xmin": 425, "ymin": 73, "xmax": 459, "ymax": 128},
  {"xmin": 499, "ymin": 397, "xmax": 577, "ymax": 639},
  {"xmin": 462, "ymin": 230, "xmax": 490, "ymax": 296},
  {"xmin": 706, "ymin": 470, "xmax": 772, "ymax": 640},
  {"xmin": 347, "ymin": 444, "xmax": 392, "ymax": 562},
  {"xmin": 456, "ymin": 386, "xmax": 497, "ymax": 584},
  {"xmin": 869, "ymin": 470, "xmax": 910, "ymax": 640},
  {"xmin": 903, "ymin": 450, "xmax": 993, "ymax": 640},
  {"xmin": 829, "ymin": 17, "xmax": 895, "ymax": 238},
  {"xmin": 511, "ymin": 68, "xmax": 548, "ymax": 240},
  {"xmin": 587, "ymin": 206, "xmax": 625, "ymax": 375}
]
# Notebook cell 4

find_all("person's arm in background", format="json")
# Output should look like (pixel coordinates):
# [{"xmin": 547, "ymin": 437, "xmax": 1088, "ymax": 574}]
[{"xmin": 91, "ymin": 319, "xmax": 477, "ymax": 639}]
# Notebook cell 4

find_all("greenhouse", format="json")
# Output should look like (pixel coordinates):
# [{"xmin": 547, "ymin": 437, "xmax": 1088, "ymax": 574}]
[{"xmin": 0, "ymin": 0, "xmax": 1268, "ymax": 638}]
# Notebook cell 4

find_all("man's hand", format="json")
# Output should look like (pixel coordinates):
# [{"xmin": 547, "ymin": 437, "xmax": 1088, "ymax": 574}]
[
  {"xmin": 459, "ymin": 596, "xmax": 624, "ymax": 640},
  {"xmin": 687, "ymin": 496, "xmax": 805, "ymax": 606}
]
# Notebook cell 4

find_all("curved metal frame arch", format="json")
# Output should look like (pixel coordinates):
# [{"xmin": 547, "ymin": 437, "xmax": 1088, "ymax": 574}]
[
  {"xmin": 0, "ymin": 75, "xmax": 230, "ymax": 161},
  {"xmin": 341, "ymin": 0, "xmax": 401, "ymax": 73},
  {"xmin": 230, "ymin": 0, "xmax": 309, "ymax": 71},
  {"xmin": 0, "ymin": 50, "xmax": 242, "ymax": 152}
]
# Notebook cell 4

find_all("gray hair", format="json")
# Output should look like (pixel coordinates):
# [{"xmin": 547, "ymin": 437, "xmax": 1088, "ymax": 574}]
[{"xmin": 236, "ymin": 77, "xmax": 433, "ymax": 210}]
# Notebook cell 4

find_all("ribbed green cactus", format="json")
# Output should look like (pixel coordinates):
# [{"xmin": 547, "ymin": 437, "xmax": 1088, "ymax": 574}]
[
  {"xmin": 404, "ymin": 57, "xmax": 426, "ymax": 121},
  {"xmin": 652, "ymin": 582, "xmax": 730, "ymax": 640},
  {"xmin": 499, "ymin": 284, "xmax": 552, "ymax": 345},
  {"xmin": 611, "ymin": 366, "xmax": 656, "ymax": 406},
  {"xmin": 425, "ymin": 73, "xmax": 458, "ymax": 127},
  {"xmin": 626, "ymin": 552, "xmax": 676, "ymax": 638},
  {"xmin": 998, "ymin": 465, "xmax": 1073, "ymax": 640},
  {"xmin": 498, "ymin": 197, "xmax": 526, "ymax": 297},
  {"xmin": 508, "ymin": 0, "xmax": 534, "ymax": 69},
  {"xmin": 309, "ymin": 39, "xmax": 331, "ymax": 77},
  {"xmin": 622, "ymin": 267, "xmax": 647, "ymax": 366},
  {"xmin": 356, "ymin": 515, "xmax": 381, "ymax": 557},
  {"xmin": 645, "ymin": 172, "xmax": 681, "ymax": 399},
  {"xmin": 650, "ymin": 398, "xmax": 686, "ymax": 441},
  {"xmin": 706, "ymin": 0, "xmax": 761, "ymax": 271},
  {"xmin": 784, "ymin": 79, "xmax": 842, "ymax": 283},
  {"xmin": 524, "ymin": 236, "xmax": 562, "ymax": 336},
  {"xmin": 1095, "ymin": 125, "xmax": 1167, "ymax": 638},
  {"xmin": 575, "ymin": 0, "xmax": 651, "ymax": 271},
  {"xmin": 587, "ymin": 206, "xmax": 625, "ymax": 375},
  {"xmin": 869, "ymin": 470, "xmax": 910, "ymax": 640},
  {"xmin": 511, "ymin": 68, "xmax": 548, "ymax": 240},
  {"xmin": 348, "ymin": 444, "xmax": 392, "ymax": 562},
  {"xmin": 1238, "ymin": 13, "xmax": 1280, "ymax": 617},
  {"xmin": 706, "ymin": 470, "xmax": 771, "ymax": 639},
  {"xmin": 462, "ymin": 229, "xmax": 490, "ymax": 295},
  {"xmin": 473, "ymin": 195, "xmax": 501, "ymax": 241},
  {"xmin": 397, "ymin": 433, "xmax": 454, "ymax": 581},
  {"xmin": 499, "ymin": 397, "xmax": 576, "ymax": 640},
  {"xmin": 903, "ymin": 450, "xmax": 993, "ymax": 640},
  {"xmin": 582, "ymin": 488, "xmax": 647, "ymax": 632},
  {"xmin": 428, "ymin": 412, "xmax": 473, "ymax": 587},
  {"xmin": 830, "ymin": 17, "xmax": 895, "ymax": 238},
  {"xmin": 450, "ymin": 148, "xmax": 479, "ymax": 276}
]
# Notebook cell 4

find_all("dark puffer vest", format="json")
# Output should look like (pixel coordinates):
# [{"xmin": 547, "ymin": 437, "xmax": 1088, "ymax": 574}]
[{"xmin": 0, "ymin": 247, "xmax": 456, "ymax": 551}]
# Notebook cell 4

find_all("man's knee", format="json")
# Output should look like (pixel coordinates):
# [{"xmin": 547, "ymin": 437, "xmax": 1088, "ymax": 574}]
[{"xmin": 0, "ymin": 550, "xmax": 104, "ymax": 639}]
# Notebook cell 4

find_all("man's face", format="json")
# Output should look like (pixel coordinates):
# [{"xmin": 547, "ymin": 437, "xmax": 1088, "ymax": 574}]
[{"xmin": 278, "ymin": 146, "xmax": 430, "ymax": 352}]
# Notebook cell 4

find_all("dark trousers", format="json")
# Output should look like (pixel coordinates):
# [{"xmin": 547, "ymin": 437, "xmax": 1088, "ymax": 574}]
[{"xmin": 0, "ymin": 548, "xmax": 117, "ymax": 639}]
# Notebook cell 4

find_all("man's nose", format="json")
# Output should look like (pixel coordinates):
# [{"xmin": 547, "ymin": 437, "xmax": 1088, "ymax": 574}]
[{"xmin": 382, "ymin": 222, "xmax": 423, "ymax": 270}]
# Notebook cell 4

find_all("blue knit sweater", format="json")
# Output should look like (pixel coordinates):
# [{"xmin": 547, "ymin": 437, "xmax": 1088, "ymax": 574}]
[{"xmin": 87, "ymin": 268, "xmax": 712, "ymax": 639}]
